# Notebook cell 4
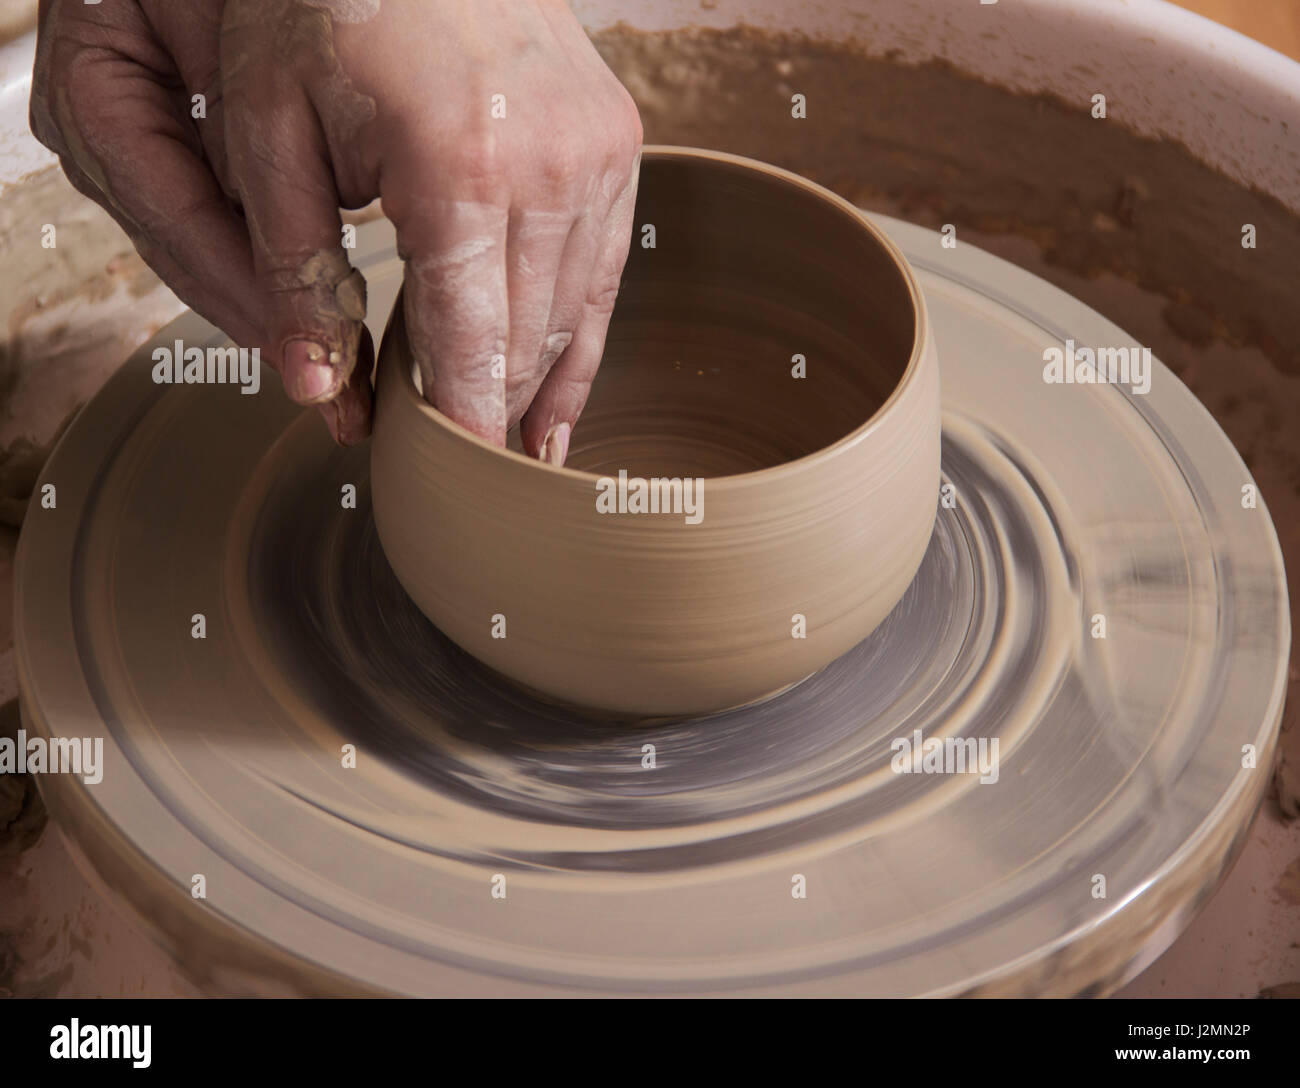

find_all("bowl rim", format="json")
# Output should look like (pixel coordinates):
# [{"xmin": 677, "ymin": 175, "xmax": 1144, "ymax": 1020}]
[{"xmin": 379, "ymin": 143, "xmax": 933, "ymax": 490}]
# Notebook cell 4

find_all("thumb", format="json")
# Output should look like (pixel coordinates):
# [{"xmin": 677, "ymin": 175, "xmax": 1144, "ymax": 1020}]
[{"xmin": 224, "ymin": 81, "xmax": 370, "ymax": 440}]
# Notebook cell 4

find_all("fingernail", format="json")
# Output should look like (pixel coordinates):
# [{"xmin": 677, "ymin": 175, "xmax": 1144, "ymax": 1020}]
[
  {"xmin": 284, "ymin": 338, "xmax": 339, "ymax": 403},
  {"xmin": 540, "ymin": 421, "xmax": 570, "ymax": 468}
]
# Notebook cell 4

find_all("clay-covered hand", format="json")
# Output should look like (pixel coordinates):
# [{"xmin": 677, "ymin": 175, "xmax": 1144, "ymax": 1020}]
[{"xmin": 30, "ymin": 0, "xmax": 643, "ymax": 457}]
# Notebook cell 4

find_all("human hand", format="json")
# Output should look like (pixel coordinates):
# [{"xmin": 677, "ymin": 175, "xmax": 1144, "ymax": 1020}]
[{"xmin": 31, "ymin": 0, "xmax": 643, "ymax": 457}]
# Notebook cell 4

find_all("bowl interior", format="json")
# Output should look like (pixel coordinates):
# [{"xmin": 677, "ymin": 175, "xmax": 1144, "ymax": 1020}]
[{"xmin": 507, "ymin": 152, "xmax": 919, "ymax": 477}]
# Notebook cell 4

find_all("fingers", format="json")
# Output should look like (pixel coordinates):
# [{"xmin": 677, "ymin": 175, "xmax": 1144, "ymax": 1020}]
[
  {"xmin": 30, "ymin": 0, "xmax": 264, "ymax": 344},
  {"xmin": 33, "ymin": 0, "xmax": 643, "ymax": 457},
  {"xmin": 398, "ymin": 198, "xmax": 511, "ymax": 446},
  {"xmin": 36, "ymin": 0, "xmax": 374, "ymax": 447},
  {"xmin": 56, "ymin": 150, "xmax": 266, "ymax": 354},
  {"xmin": 139, "ymin": 0, "xmax": 237, "ymax": 195},
  {"xmin": 520, "ymin": 160, "xmax": 640, "ymax": 462},
  {"xmin": 222, "ymin": 65, "xmax": 369, "ymax": 439},
  {"xmin": 503, "ymin": 207, "xmax": 575, "ymax": 429},
  {"xmin": 326, "ymin": 324, "xmax": 374, "ymax": 447},
  {"xmin": 36, "ymin": 59, "xmax": 267, "ymax": 350}
]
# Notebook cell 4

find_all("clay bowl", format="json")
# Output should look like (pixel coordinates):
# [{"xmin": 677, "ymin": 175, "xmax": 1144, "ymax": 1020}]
[{"xmin": 372, "ymin": 146, "xmax": 940, "ymax": 716}]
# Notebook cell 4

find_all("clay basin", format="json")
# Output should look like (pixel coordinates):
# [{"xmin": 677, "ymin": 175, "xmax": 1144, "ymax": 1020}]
[{"xmin": 372, "ymin": 146, "xmax": 940, "ymax": 716}]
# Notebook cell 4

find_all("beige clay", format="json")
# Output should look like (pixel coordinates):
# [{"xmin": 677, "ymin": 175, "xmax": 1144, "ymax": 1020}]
[{"xmin": 371, "ymin": 147, "xmax": 942, "ymax": 716}]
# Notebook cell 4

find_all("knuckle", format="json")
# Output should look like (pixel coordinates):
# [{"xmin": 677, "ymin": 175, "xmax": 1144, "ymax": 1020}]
[
  {"xmin": 586, "ymin": 271, "xmax": 622, "ymax": 316},
  {"xmin": 412, "ymin": 308, "xmax": 507, "ymax": 375},
  {"xmin": 535, "ymin": 128, "xmax": 592, "ymax": 199},
  {"xmin": 587, "ymin": 89, "xmax": 642, "ymax": 197},
  {"xmin": 448, "ymin": 126, "xmax": 508, "ymax": 195},
  {"xmin": 27, "ymin": 64, "xmax": 52, "ymax": 142},
  {"xmin": 503, "ymin": 367, "xmax": 535, "ymax": 400},
  {"xmin": 613, "ymin": 85, "xmax": 644, "ymax": 152},
  {"xmin": 29, "ymin": 56, "xmax": 77, "ymax": 152},
  {"xmin": 28, "ymin": 100, "xmax": 58, "ymax": 152},
  {"xmin": 594, "ymin": 82, "xmax": 643, "ymax": 165}
]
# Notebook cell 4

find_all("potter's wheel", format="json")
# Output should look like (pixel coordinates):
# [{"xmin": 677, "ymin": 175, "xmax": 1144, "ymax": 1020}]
[{"xmin": 15, "ymin": 216, "xmax": 1288, "ymax": 996}]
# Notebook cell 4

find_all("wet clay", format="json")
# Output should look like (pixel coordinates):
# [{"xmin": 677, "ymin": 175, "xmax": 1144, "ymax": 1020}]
[{"xmin": 372, "ymin": 148, "xmax": 940, "ymax": 715}]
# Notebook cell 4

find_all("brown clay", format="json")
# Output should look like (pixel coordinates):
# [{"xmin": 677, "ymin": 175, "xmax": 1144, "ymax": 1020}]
[{"xmin": 371, "ymin": 146, "xmax": 941, "ymax": 715}]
